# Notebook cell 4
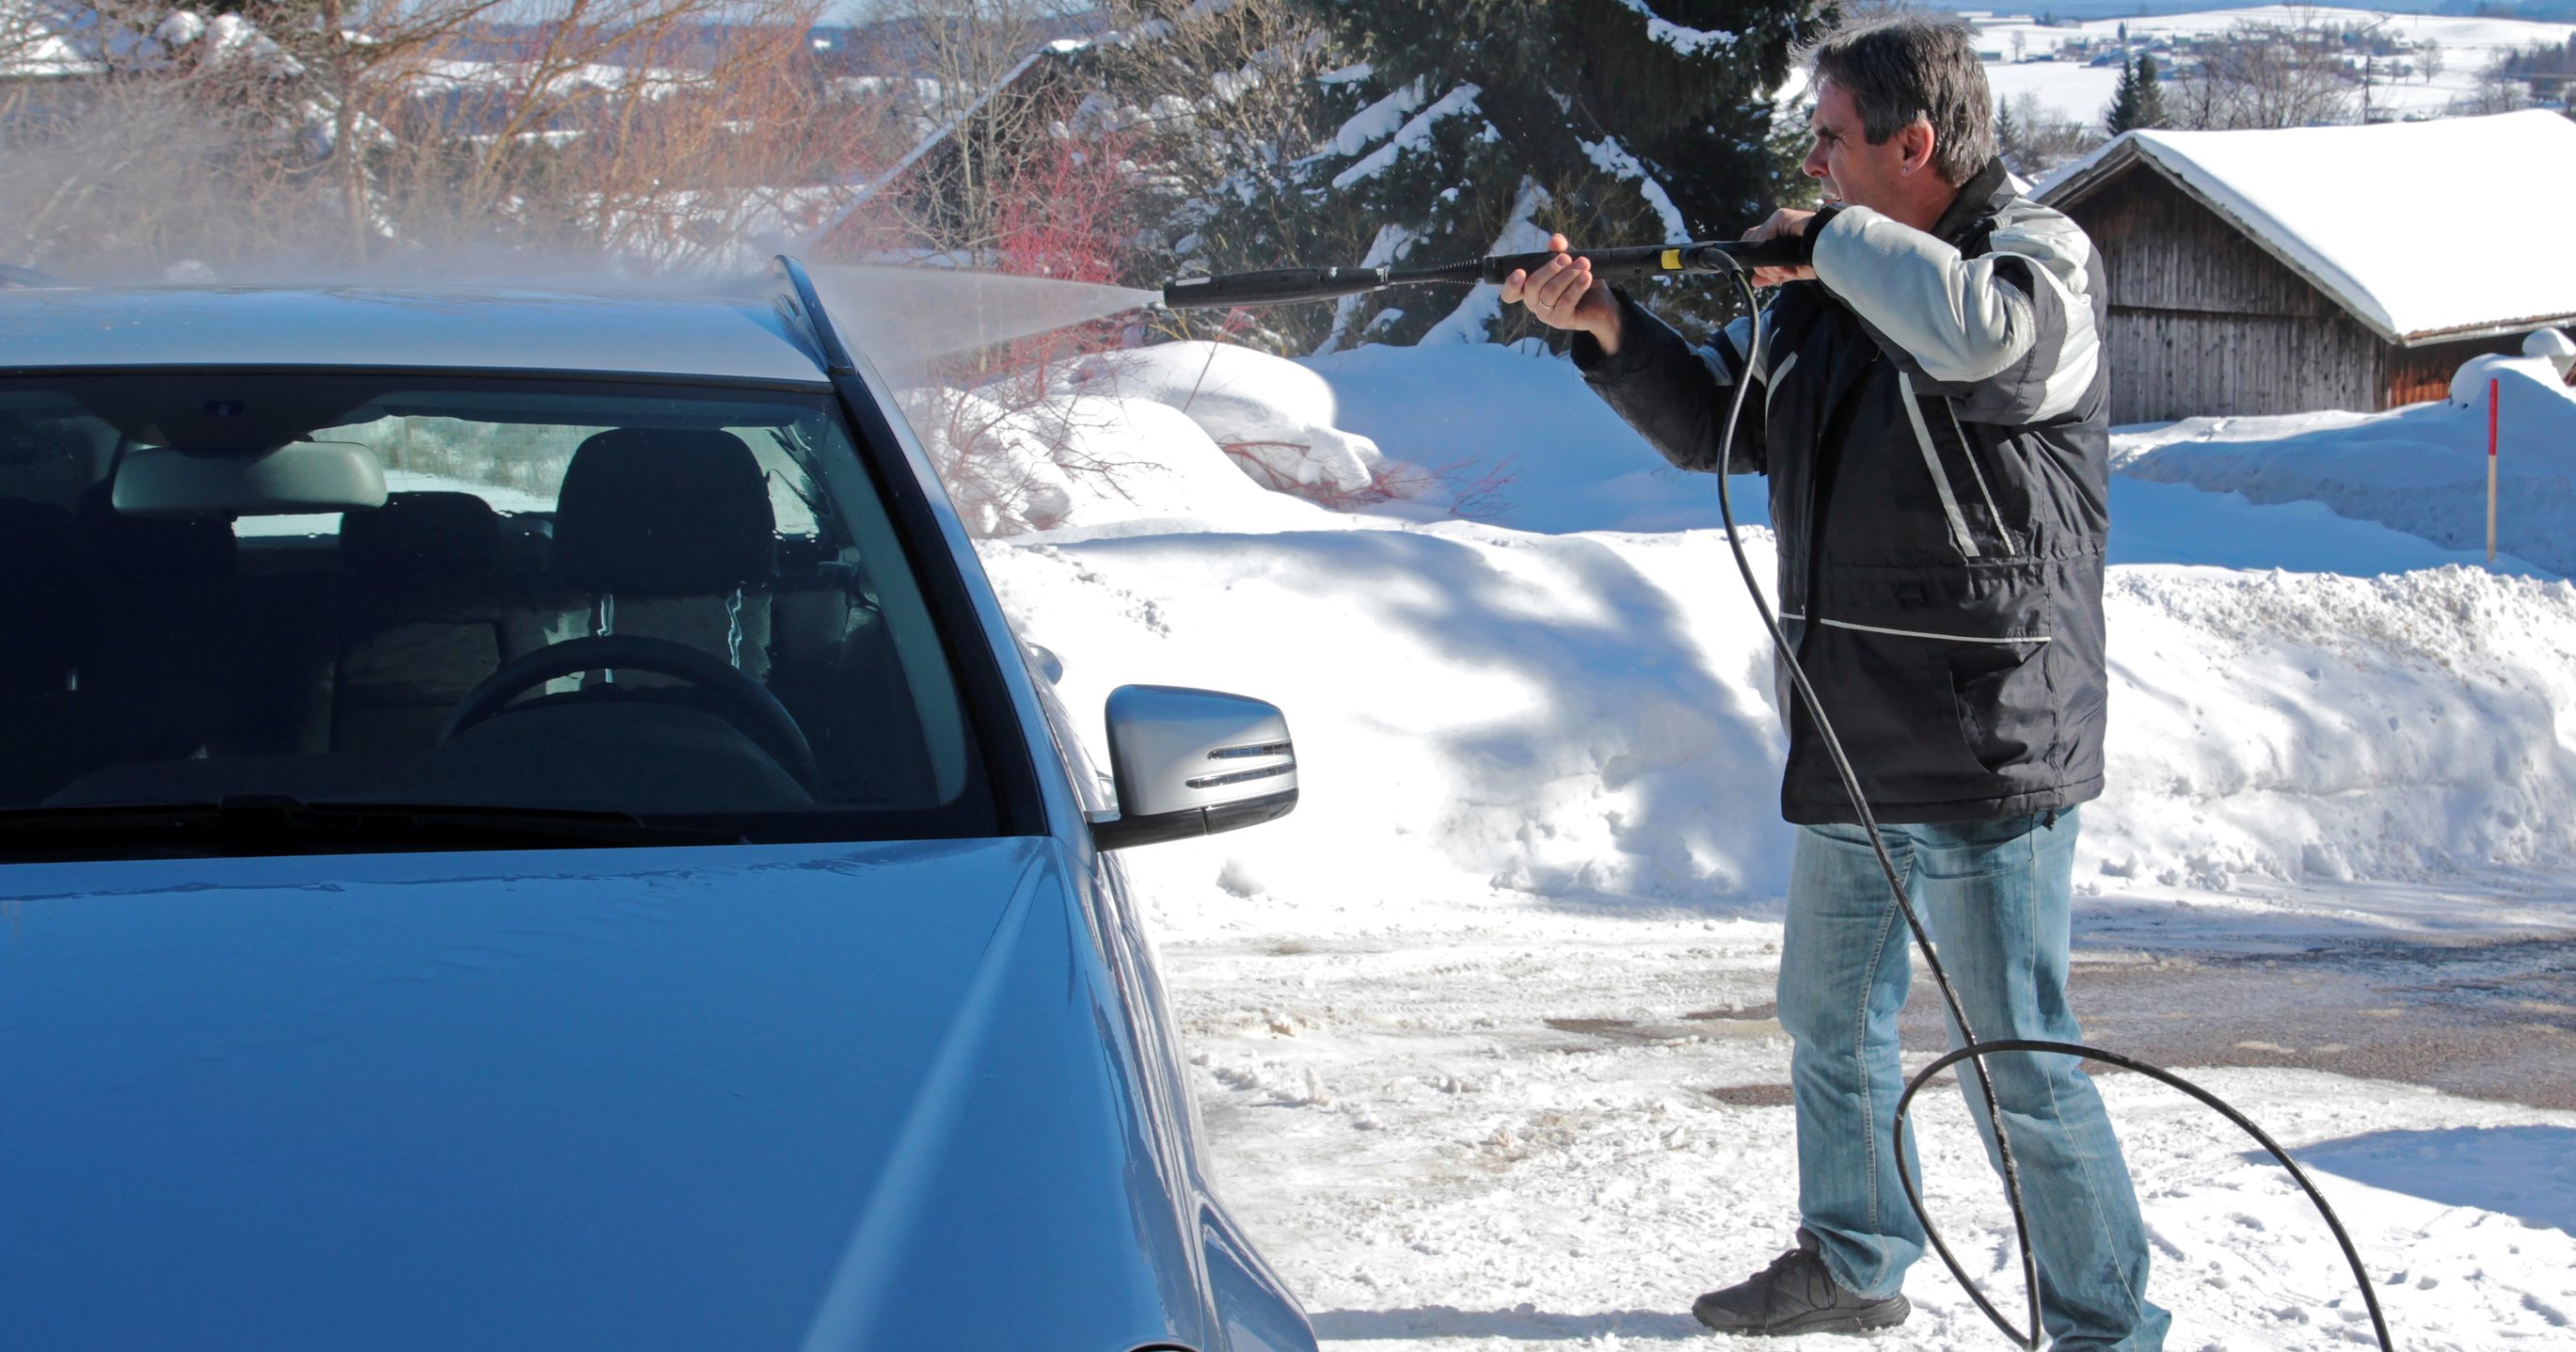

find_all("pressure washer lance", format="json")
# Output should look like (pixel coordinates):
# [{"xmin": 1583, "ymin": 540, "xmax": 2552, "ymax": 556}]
[
  {"xmin": 1158, "ymin": 238, "xmax": 1809, "ymax": 310},
  {"xmin": 1160, "ymin": 245, "xmax": 2399, "ymax": 1350}
]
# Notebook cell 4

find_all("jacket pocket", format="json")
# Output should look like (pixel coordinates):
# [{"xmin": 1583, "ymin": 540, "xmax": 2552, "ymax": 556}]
[{"xmin": 1947, "ymin": 639, "xmax": 2055, "ymax": 777}]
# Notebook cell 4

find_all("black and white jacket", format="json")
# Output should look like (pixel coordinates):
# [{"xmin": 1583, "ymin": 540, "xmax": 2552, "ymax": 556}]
[{"xmin": 1576, "ymin": 161, "xmax": 2110, "ymax": 825}]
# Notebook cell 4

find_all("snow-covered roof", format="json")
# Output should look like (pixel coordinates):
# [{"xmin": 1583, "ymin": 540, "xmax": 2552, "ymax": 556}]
[{"xmin": 2037, "ymin": 111, "xmax": 2576, "ymax": 346}]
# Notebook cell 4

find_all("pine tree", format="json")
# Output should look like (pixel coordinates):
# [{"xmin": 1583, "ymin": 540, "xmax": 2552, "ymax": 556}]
[
  {"xmin": 2132, "ymin": 51, "xmax": 2167, "ymax": 130},
  {"xmin": 1995, "ymin": 95, "xmax": 2022, "ymax": 173},
  {"xmin": 1214, "ymin": 0, "xmax": 1820, "ymax": 350},
  {"xmin": 2104, "ymin": 56, "xmax": 2147, "ymax": 135}
]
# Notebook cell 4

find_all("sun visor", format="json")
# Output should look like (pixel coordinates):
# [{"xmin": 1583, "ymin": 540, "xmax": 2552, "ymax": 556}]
[{"xmin": 112, "ymin": 441, "xmax": 389, "ymax": 517}]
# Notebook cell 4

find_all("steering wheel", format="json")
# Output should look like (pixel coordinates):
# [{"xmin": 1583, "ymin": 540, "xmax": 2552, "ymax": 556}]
[{"xmin": 439, "ymin": 634, "xmax": 819, "ymax": 791}]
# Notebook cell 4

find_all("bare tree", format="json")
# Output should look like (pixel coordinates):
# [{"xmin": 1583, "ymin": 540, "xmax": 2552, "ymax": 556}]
[
  {"xmin": 2446, "ymin": 66, "xmax": 2532, "ymax": 117},
  {"xmin": 2001, "ymin": 91, "xmax": 2102, "ymax": 176},
  {"xmin": 2168, "ymin": 20, "xmax": 2359, "ymax": 130},
  {"xmin": 1, "ymin": 0, "xmax": 888, "ymax": 276},
  {"xmin": 378, "ymin": 0, "xmax": 880, "ymax": 269},
  {"xmin": 837, "ymin": 0, "xmax": 1101, "ymax": 269}
]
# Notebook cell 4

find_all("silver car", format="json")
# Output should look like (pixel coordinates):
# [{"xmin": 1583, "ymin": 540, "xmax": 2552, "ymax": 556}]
[{"xmin": 0, "ymin": 262, "xmax": 1315, "ymax": 1352}]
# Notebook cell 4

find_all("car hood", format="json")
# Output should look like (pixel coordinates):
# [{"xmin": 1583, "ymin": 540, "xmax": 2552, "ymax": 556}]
[{"xmin": 0, "ymin": 839, "xmax": 1199, "ymax": 1351}]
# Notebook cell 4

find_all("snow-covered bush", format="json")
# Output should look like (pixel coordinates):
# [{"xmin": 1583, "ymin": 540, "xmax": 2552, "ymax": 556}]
[
  {"xmin": 1052, "ymin": 342, "xmax": 1440, "ymax": 509},
  {"xmin": 901, "ymin": 338, "xmax": 1471, "ymax": 538},
  {"xmin": 899, "ymin": 382, "xmax": 1334, "ymax": 538}
]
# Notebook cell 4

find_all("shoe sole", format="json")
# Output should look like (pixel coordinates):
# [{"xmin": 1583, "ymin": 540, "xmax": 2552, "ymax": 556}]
[{"xmin": 1692, "ymin": 1295, "xmax": 1910, "ymax": 1336}]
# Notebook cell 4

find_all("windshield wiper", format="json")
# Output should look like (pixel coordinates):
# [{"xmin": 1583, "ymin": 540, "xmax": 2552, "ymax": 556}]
[{"xmin": 0, "ymin": 797, "xmax": 746, "ymax": 860}]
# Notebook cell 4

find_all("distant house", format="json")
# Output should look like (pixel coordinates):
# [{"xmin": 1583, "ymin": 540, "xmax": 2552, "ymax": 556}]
[{"xmin": 2036, "ymin": 110, "xmax": 2576, "ymax": 423}]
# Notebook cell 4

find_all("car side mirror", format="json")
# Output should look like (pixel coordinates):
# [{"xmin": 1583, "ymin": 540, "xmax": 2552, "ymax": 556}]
[{"xmin": 1090, "ymin": 685, "xmax": 1297, "ymax": 851}]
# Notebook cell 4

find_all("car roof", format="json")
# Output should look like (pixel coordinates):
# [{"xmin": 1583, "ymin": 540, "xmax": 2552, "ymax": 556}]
[{"xmin": 0, "ymin": 284, "xmax": 836, "ymax": 387}]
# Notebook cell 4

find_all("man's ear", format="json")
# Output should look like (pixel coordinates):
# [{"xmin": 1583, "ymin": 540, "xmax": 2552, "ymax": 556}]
[{"xmin": 1900, "ymin": 119, "xmax": 1937, "ymax": 175}]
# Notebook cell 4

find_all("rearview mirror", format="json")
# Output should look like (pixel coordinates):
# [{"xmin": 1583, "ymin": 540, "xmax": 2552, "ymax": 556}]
[
  {"xmin": 113, "ymin": 440, "xmax": 388, "ymax": 517},
  {"xmin": 1091, "ymin": 685, "xmax": 1296, "ymax": 851}
]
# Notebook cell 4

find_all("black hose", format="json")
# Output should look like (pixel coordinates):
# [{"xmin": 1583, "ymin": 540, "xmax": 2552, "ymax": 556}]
[
  {"xmin": 1896, "ymin": 1041, "xmax": 2393, "ymax": 1349},
  {"xmin": 1705, "ymin": 268, "xmax": 2394, "ymax": 1351}
]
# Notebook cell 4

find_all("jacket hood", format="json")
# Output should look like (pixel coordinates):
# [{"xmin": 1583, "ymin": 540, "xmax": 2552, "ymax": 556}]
[{"xmin": 0, "ymin": 840, "xmax": 1195, "ymax": 1351}]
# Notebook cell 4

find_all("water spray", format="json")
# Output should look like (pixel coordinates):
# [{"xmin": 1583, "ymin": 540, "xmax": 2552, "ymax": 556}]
[{"xmin": 1154, "ymin": 243, "xmax": 2396, "ymax": 1349}]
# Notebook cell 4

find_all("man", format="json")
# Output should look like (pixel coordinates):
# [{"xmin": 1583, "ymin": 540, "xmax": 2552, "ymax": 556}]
[{"xmin": 1503, "ymin": 13, "xmax": 2167, "ymax": 1349}]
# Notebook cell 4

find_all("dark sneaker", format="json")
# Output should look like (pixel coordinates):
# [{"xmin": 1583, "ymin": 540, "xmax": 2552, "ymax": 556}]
[{"xmin": 1692, "ymin": 1231, "xmax": 1910, "ymax": 1336}]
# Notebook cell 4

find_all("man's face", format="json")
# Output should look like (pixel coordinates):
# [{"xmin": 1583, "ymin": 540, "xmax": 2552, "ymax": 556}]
[{"xmin": 1802, "ymin": 79, "xmax": 1915, "ymax": 215}]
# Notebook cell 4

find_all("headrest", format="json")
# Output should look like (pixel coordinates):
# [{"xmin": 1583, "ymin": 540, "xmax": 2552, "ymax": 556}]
[
  {"xmin": 75, "ymin": 482, "xmax": 237, "ymax": 581},
  {"xmin": 553, "ymin": 428, "xmax": 775, "ymax": 596},
  {"xmin": 0, "ymin": 497, "xmax": 89, "ymax": 687},
  {"xmin": 341, "ymin": 491, "xmax": 501, "ymax": 582}
]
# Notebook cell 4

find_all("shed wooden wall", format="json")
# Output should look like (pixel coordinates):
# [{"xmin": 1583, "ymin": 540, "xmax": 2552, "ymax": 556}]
[
  {"xmin": 2381, "ymin": 332, "xmax": 2533, "ymax": 407},
  {"xmin": 2062, "ymin": 167, "xmax": 2400, "ymax": 424}
]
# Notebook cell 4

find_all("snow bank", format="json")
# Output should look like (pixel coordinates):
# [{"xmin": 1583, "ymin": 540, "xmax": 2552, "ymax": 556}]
[
  {"xmin": 2091, "ymin": 564, "xmax": 2576, "ymax": 895},
  {"xmin": 2122, "ymin": 349, "xmax": 2576, "ymax": 576},
  {"xmin": 998, "ymin": 523, "xmax": 2576, "ymax": 925},
  {"xmin": 1300, "ymin": 339, "xmax": 1768, "ymax": 533},
  {"xmin": 952, "ymin": 338, "xmax": 2576, "ymax": 929},
  {"xmin": 994, "ymin": 524, "xmax": 1798, "ymax": 909}
]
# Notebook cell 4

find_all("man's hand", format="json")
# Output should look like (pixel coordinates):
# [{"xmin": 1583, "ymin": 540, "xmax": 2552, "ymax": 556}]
[
  {"xmin": 1502, "ymin": 233, "xmax": 1623, "ymax": 356},
  {"xmin": 1743, "ymin": 208, "xmax": 1821, "ymax": 289}
]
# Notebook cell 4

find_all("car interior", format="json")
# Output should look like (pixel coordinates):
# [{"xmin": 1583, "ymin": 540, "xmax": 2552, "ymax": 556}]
[{"xmin": 0, "ymin": 374, "xmax": 995, "ymax": 849}]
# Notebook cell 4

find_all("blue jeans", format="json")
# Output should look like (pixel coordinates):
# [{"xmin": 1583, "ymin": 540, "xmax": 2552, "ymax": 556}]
[{"xmin": 1779, "ymin": 806, "xmax": 2170, "ymax": 1351}]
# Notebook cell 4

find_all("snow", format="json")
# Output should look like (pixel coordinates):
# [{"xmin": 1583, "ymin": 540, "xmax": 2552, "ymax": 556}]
[
  {"xmin": 152, "ymin": 9, "xmax": 203, "ymax": 47},
  {"xmin": 897, "ymin": 384, "xmax": 1335, "ymax": 539},
  {"xmin": 412, "ymin": 56, "xmax": 691, "ymax": 102},
  {"xmin": 2121, "ymin": 347, "xmax": 2576, "ymax": 575},
  {"xmin": 1577, "ymin": 136, "xmax": 1691, "ymax": 244},
  {"xmin": 1049, "ymin": 342, "xmax": 1425, "ymax": 507},
  {"xmin": 1331, "ymin": 79, "xmax": 1425, "ymax": 157},
  {"xmin": 981, "ymin": 335, "xmax": 2576, "ymax": 911},
  {"xmin": 1301, "ymin": 340, "xmax": 1760, "ymax": 533},
  {"xmin": 1613, "ymin": 0, "xmax": 1737, "ymax": 56},
  {"xmin": 1978, "ymin": 6, "xmax": 2576, "ymax": 127},
  {"xmin": 2042, "ymin": 111, "xmax": 2576, "ymax": 342},
  {"xmin": 941, "ymin": 328, "xmax": 2576, "ymax": 1348},
  {"xmin": 1330, "ymin": 84, "xmax": 1482, "ymax": 191}
]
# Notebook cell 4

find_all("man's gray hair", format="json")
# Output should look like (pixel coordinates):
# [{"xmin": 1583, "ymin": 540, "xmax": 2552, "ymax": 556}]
[{"xmin": 1803, "ymin": 11, "xmax": 1996, "ymax": 186}]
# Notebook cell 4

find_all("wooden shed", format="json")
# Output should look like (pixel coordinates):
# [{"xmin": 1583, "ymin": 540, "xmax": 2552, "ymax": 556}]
[{"xmin": 2037, "ymin": 111, "xmax": 2576, "ymax": 425}]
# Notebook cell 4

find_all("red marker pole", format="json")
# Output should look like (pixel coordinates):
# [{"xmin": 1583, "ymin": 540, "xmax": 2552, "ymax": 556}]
[{"xmin": 2488, "ymin": 376, "xmax": 2500, "ymax": 565}]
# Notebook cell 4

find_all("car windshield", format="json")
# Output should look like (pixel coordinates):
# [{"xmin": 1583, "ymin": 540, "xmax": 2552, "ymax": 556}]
[{"xmin": 0, "ymin": 373, "xmax": 1000, "ymax": 859}]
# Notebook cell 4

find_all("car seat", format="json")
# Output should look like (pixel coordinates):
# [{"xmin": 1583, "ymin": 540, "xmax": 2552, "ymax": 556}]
[
  {"xmin": 0, "ymin": 498, "xmax": 199, "ymax": 804},
  {"xmin": 552, "ymin": 427, "xmax": 777, "ymax": 682},
  {"xmin": 334, "ymin": 491, "xmax": 521, "ymax": 754}
]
